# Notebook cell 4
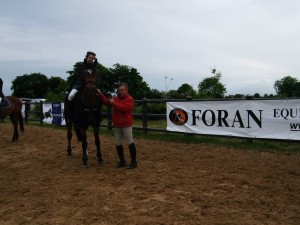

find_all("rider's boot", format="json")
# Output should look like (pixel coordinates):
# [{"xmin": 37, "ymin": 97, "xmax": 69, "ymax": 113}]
[
  {"xmin": 115, "ymin": 145, "xmax": 126, "ymax": 168},
  {"xmin": 127, "ymin": 143, "xmax": 137, "ymax": 169}
]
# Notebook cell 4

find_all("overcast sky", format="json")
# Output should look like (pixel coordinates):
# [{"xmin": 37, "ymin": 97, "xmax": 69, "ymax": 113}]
[{"xmin": 1, "ymin": 0, "xmax": 299, "ymax": 96}]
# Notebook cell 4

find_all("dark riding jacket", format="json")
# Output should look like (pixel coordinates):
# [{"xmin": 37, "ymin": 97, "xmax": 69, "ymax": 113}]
[
  {"xmin": 0, "ymin": 78, "xmax": 4, "ymax": 99},
  {"xmin": 72, "ymin": 59, "xmax": 101, "ymax": 92}
]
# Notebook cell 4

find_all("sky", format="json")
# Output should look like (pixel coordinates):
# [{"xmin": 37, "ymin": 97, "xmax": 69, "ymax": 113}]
[{"xmin": 1, "ymin": 0, "xmax": 299, "ymax": 96}]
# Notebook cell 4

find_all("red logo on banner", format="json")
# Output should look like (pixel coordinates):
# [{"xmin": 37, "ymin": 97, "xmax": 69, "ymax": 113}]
[{"xmin": 169, "ymin": 108, "xmax": 188, "ymax": 126}]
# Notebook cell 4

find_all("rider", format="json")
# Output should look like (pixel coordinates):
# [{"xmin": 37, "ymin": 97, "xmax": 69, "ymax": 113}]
[
  {"xmin": 0, "ymin": 78, "xmax": 5, "ymax": 103},
  {"xmin": 66, "ymin": 51, "xmax": 101, "ymax": 115}
]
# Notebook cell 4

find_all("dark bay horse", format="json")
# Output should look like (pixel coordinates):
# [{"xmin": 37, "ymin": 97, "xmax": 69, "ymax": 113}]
[
  {"xmin": 64, "ymin": 71, "xmax": 103, "ymax": 167},
  {"xmin": 0, "ymin": 96, "xmax": 24, "ymax": 142}
]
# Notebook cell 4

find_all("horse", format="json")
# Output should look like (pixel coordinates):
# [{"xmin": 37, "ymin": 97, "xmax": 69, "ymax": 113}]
[
  {"xmin": 64, "ymin": 71, "xmax": 103, "ymax": 167},
  {"xmin": 0, "ymin": 96, "xmax": 24, "ymax": 142}
]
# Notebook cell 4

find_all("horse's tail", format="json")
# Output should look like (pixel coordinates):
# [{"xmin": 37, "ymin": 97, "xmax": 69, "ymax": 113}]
[{"xmin": 19, "ymin": 112, "xmax": 24, "ymax": 132}]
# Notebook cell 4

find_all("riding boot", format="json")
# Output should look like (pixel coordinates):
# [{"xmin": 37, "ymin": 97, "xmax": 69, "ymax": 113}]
[
  {"xmin": 127, "ymin": 143, "xmax": 137, "ymax": 169},
  {"xmin": 116, "ymin": 145, "xmax": 126, "ymax": 168},
  {"xmin": 65, "ymin": 99, "xmax": 73, "ymax": 119}
]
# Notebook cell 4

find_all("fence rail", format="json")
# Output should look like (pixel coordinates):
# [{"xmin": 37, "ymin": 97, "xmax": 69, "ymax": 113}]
[
  {"xmin": 10, "ymin": 97, "xmax": 299, "ymax": 142},
  {"xmin": 22, "ymin": 99, "xmax": 169, "ymax": 132},
  {"xmin": 22, "ymin": 98, "xmax": 219, "ymax": 132}
]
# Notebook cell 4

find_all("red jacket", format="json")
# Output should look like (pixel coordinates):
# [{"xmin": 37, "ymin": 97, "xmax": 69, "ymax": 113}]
[{"xmin": 98, "ymin": 92, "xmax": 134, "ymax": 127}]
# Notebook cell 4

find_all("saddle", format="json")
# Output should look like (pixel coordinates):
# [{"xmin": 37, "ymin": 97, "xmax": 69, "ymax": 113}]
[{"xmin": 0, "ymin": 98, "xmax": 10, "ymax": 108}]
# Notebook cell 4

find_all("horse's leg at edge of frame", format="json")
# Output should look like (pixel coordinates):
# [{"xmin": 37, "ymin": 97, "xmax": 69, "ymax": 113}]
[
  {"xmin": 19, "ymin": 111, "xmax": 24, "ymax": 132},
  {"xmin": 10, "ymin": 113, "xmax": 19, "ymax": 142},
  {"xmin": 66, "ymin": 121, "xmax": 73, "ymax": 158},
  {"xmin": 81, "ymin": 130, "xmax": 88, "ymax": 167},
  {"xmin": 93, "ymin": 125, "xmax": 103, "ymax": 165}
]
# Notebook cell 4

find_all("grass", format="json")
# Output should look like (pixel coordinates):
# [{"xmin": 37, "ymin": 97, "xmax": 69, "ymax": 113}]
[{"xmin": 132, "ymin": 130, "xmax": 300, "ymax": 154}]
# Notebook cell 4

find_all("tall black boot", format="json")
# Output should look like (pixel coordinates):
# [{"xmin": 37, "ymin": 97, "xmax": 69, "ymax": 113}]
[
  {"xmin": 116, "ymin": 145, "xmax": 126, "ymax": 168},
  {"xmin": 127, "ymin": 143, "xmax": 137, "ymax": 169},
  {"xmin": 64, "ymin": 99, "xmax": 73, "ymax": 123}
]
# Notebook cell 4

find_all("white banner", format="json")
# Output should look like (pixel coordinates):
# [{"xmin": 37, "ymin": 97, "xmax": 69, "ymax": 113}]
[
  {"xmin": 42, "ymin": 103, "xmax": 66, "ymax": 125},
  {"xmin": 167, "ymin": 99, "xmax": 300, "ymax": 140}
]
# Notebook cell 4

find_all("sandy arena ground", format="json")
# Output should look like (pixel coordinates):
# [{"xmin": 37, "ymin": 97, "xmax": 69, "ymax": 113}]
[{"xmin": 0, "ymin": 123, "xmax": 299, "ymax": 225}]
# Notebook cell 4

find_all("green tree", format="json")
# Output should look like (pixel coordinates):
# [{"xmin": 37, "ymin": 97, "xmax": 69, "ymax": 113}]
[
  {"xmin": 254, "ymin": 93, "xmax": 261, "ymax": 98},
  {"xmin": 11, "ymin": 73, "xmax": 48, "ymax": 98},
  {"xmin": 234, "ymin": 94, "xmax": 245, "ymax": 98},
  {"xmin": 145, "ymin": 89, "xmax": 164, "ymax": 99},
  {"xmin": 166, "ymin": 89, "xmax": 183, "ymax": 99},
  {"xmin": 295, "ymin": 82, "xmax": 300, "ymax": 97},
  {"xmin": 198, "ymin": 68, "xmax": 226, "ymax": 98},
  {"xmin": 46, "ymin": 76, "xmax": 68, "ymax": 101},
  {"xmin": 274, "ymin": 76, "xmax": 299, "ymax": 97},
  {"xmin": 98, "ymin": 64, "xmax": 116, "ymax": 95},
  {"xmin": 264, "ymin": 93, "xmax": 275, "ymax": 98},
  {"xmin": 177, "ymin": 83, "xmax": 197, "ymax": 97},
  {"xmin": 108, "ymin": 63, "xmax": 151, "ymax": 99}
]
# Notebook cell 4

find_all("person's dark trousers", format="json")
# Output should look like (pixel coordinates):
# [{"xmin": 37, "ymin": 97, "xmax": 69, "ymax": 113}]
[
  {"xmin": 116, "ymin": 145, "xmax": 126, "ymax": 168},
  {"xmin": 127, "ymin": 143, "xmax": 137, "ymax": 169}
]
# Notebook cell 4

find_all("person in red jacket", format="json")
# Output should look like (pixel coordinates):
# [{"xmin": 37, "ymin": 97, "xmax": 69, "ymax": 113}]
[{"xmin": 97, "ymin": 83, "xmax": 137, "ymax": 169}]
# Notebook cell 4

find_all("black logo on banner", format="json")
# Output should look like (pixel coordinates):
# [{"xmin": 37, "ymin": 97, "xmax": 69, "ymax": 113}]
[{"xmin": 169, "ymin": 108, "xmax": 188, "ymax": 126}]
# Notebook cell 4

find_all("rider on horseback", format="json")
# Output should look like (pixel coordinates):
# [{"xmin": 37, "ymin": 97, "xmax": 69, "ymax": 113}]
[
  {"xmin": 66, "ymin": 51, "xmax": 101, "ymax": 115},
  {"xmin": 0, "ymin": 78, "xmax": 5, "ymax": 103}
]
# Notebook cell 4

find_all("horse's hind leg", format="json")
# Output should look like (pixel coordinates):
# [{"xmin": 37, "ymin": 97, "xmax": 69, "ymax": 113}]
[
  {"xmin": 81, "ymin": 132, "xmax": 88, "ymax": 167},
  {"xmin": 66, "ymin": 122, "xmax": 73, "ymax": 158},
  {"xmin": 93, "ymin": 126, "xmax": 103, "ymax": 165},
  {"xmin": 10, "ymin": 114, "xmax": 19, "ymax": 142},
  {"xmin": 12, "ymin": 130, "xmax": 19, "ymax": 142}
]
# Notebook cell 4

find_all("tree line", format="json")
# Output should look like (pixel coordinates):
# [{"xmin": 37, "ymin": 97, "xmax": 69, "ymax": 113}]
[{"xmin": 9, "ymin": 62, "xmax": 300, "ymax": 101}]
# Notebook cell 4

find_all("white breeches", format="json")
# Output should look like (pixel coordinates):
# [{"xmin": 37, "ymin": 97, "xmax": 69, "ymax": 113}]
[
  {"xmin": 114, "ymin": 127, "xmax": 133, "ymax": 146},
  {"xmin": 68, "ymin": 89, "xmax": 78, "ymax": 101}
]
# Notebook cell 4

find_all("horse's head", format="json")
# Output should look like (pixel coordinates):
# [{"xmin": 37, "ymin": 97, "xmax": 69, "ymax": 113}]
[
  {"xmin": 81, "ymin": 70, "xmax": 98, "ymax": 108},
  {"xmin": 84, "ymin": 70, "xmax": 97, "ymax": 89}
]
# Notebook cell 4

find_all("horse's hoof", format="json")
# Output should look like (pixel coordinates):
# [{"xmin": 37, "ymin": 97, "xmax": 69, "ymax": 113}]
[
  {"xmin": 67, "ymin": 155, "xmax": 72, "ymax": 160},
  {"xmin": 82, "ymin": 160, "xmax": 88, "ymax": 168},
  {"xmin": 82, "ymin": 164, "xmax": 88, "ymax": 169},
  {"xmin": 98, "ymin": 159, "xmax": 104, "ymax": 166}
]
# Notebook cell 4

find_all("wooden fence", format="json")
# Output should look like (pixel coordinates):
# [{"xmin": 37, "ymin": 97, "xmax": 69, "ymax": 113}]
[
  {"xmin": 10, "ymin": 97, "xmax": 299, "ymax": 142},
  {"xmin": 22, "ymin": 99, "xmax": 173, "ymax": 133}
]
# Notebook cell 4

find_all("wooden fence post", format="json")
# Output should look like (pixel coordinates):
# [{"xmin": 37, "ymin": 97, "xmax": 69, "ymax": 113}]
[
  {"xmin": 142, "ymin": 98, "xmax": 148, "ymax": 133},
  {"xmin": 25, "ymin": 102, "xmax": 29, "ymax": 123},
  {"xmin": 107, "ymin": 105, "xmax": 112, "ymax": 130},
  {"xmin": 40, "ymin": 101, "xmax": 43, "ymax": 124}
]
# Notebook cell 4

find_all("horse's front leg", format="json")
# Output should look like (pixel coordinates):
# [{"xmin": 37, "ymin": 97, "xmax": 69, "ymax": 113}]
[
  {"xmin": 82, "ymin": 131, "xmax": 88, "ymax": 167},
  {"xmin": 93, "ymin": 126, "xmax": 103, "ymax": 165}
]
